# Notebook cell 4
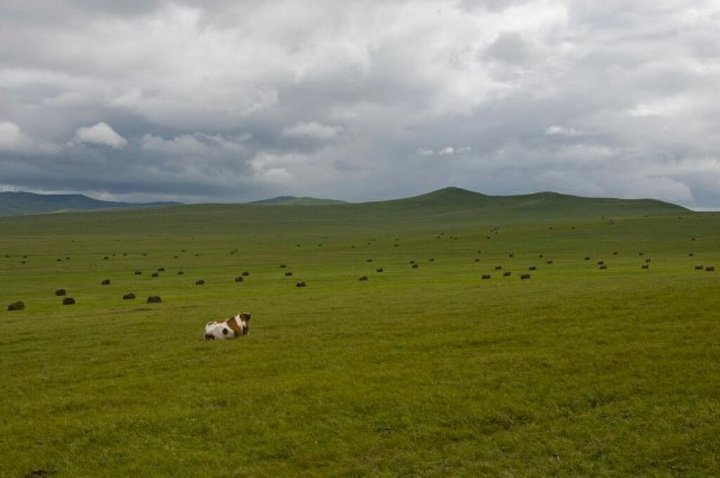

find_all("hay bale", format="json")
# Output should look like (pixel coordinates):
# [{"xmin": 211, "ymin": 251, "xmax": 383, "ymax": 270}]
[
  {"xmin": 178, "ymin": 271, "xmax": 184, "ymax": 275},
  {"xmin": 412, "ymin": 264, "xmax": 419, "ymax": 269},
  {"xmin": 123, "ymin": 293, "xmax": 136, "ymax": 300},
  {"xmin": 195, "ymin": 279, "xmax": 205, "ymax": 285},
  {"xmin": 147, "ymin": 296, "xmax": 162, "ymax": 303},
  {"xmin": 495, "ymin": 265, "xmax": 502, "ymax": 270},
  {"xmin": 242, "ymin": 271, "xmax": 250, "ymax": 276},
  {"xmin": 285, "ymin": 271, "xmax": 293, "ymax": 277},
  {"xmin": 235, "ymin": 276, "xmax": 244, "ymax": 282},
  {"xmin": 521, "ymin": 274, "xmax": 531, "ymax": 280},
  {"xmin": 706, "ymin": 266, "xmax": 715, "ymax": 272},
  {"xmin": 528, "ymin": 266, "xmax": 537, "ymax": 271},
  {"xmin": 585, "ymin": 257, "xmax": 591, "ymax": 261},
  {"xmin": 503, "ymin": 271, "xmax": 512, "ymax": 277},
  {"xmin": 280, "ymin": 264, "xmax": 287, "ymax": 268},
  {"xmin": 55, "ymin": 289, "xmax": 67, "ymax": 296},
  {"xmin": 599, "ymin": 265, "xmax": 608, "ymax": 270},
  {"xmin": 135, "ymin": 271, "xmax": 142, "ymax": 275},
  {"xmin": 8, "ymin": 301, "xmax": 25, "ymax": 311},
  {"xmin": 62, "ymin": 297, "xmax": 76, "ymax": 305},
  {"xmin": 366, "ymin": 259, "xmax": 373, "ymax": 263},
  {"xmin": 641, "ymin": 265, "xmax": 649, "ymax": 269},
  {"xmin": 157, "ymin": 267, "xmax": 165, "ymax": 272},
  {"xmin": 695, "ymin": 265, "xmax": 704, "ymax": 270},
  {"xmin": 152, "ymin": 272, "xmax": 160, "ymax": 277},
  {"xmin": 296, "ymin": 281, "xmax": 307, "ymax": 288},
  {"xmin": 481, "ymin": 274, "xmax": 491, "ymax": 280},
  {"xmin": 101, "ymin": 279, "xmax": 110, "ymax": 285},
  {"xmin": 376, "ymin": 268, "xmax": 384, "ymax": 273},
  {"xmin": 359, "ymin": 275, "xmax": 368, "ymax": 281}
]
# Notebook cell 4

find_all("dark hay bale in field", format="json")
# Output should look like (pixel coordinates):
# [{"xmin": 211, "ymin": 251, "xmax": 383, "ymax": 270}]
[
  {"xmin": 281, "ymin": 264, "xmax": 287, "ymax": 268},
  {"xmin": 475, "ymin": 258, "xmax": 480, "ymax": 262},
  {"xmin": 56, "ymin": 258, "xmax": 62, "ymax": 262},
  {"xmin": 135, "ymin": 271, "xmax": 142, "ymax": 275},
  {"xmin": 104, "ymin": 256, "xmax": 109, "ymax": 260},
  {"xmin": 597, "ymin": 260, "xmax": 605, "ymax": 265},
  {"xmin": 123, "ymin": 293, "xmax": 136, "ymax": 300},
  {"xmin": 412, "ymin": 263, "xmax": 419, "ymax": 269},
  {"xmin": 688, "ymin": 253, "xmax": 694, "ymax": 257},
  {"xmin": 529, "ymin": 266, "xmax": 537, "ymax": 271},
  {"xmin": 285, "ymin": 271, "xmax": 293, "ymax": 277},
  {"xmin": 538, "ymin": 254, "xmax": 544, "ymax": 258},
  {"xmin": 8, "ymin": 301, "xmax": 25, "ymax": 311},
  {"xmin": 429, "ymin": 258, "xmax": 435, "ymax": 262},
  {"xmin": 157, "ymin": 267, "xmax": 165, "ymax": 272},
  {"xmin": 521, "ymin": 274, "xmax": 531, "ymax": 280},
  {"xmin": 147, "ymin": 296, "xmax": 162, "ymax": 303},
  {"xmin": 706, "ymin": 266, "xmax": 715, "ymax": 272},
  {"xmin": 495, "ymin": 265, "xmax": 502, "ymax": 270},
  {"xmin": 152, "ymin": 272, "xmax": 160, "ymax": 278},
  {"xmin": 359, "ymin": 275, "xmax": 368, "ymax": 281},
  {"xmin": 23, "ymin": 469, "xmax": 56, "ymax": 478},
  {"xmin": 695, "ymin": 265, "xmax": 704, "ymax": 270},
  {"xmin": 645, "ymin": 258, "xmax": 651, "ymax": 263},
  {"xmin": 546, "ymin": 260, "xmax": 553, "ymax": 265},
  {"xmin": 101, "ymin": 279, "xmax": 110, "ymax": 285},
  {"xmin": 376, "ymin": 268, "xmax": 384, "ymax": 273},
  {"xmin": 508, "ymin": 253, "xmax": 514, "ymax": 258},
  {"xmin": 366, "ymin": 259, "xmax": 373, "ymax": 263},
  {"xmin": 613, "ymin": 251, "xmax": 618, "ymax": 255},
  {"xmin": 503, "ymin": 271, "xmax": 512, "ymax": 277},
  {"xmin": 62, "ymin": 297, "xmax": 76, "ymax": 305},
  {"xmin": 639, "ymin": 252, "xmax": 645, "ymax": 256},
  {"xmin": 178, "ymin": 271, "xmax": 184, "ymax": 275},
  {"xmin": 242, "ymin": 271, "xmax": 250, "ymax": 276},
  {"xmin": 409, "ymin": 260, "xmax": 415, "ymax": 264},
  {"xmin": 691, "ymin": 237, "xmax": 696, "ymax": 241},
  {"xmin": 55, "ymin": 289, "xmax": 67, "ymax": 296},
  {"xmin": 296, "ymin": 281, "xmax": 307, "ymax": 288},
  {"xmin": 195, "ymin": 279, "xmax": 205, "ymax": 285},
  {"xmin": 482, "ymin": 274, "xmax": 491, "ymax": 280},
  {"xmin": 642, "ymin": 265, "xmax": 649, "ymax": 269},
  {"xmin": 599, "ymin": 265, "xmax": 608, "ymax": 270},
  {"xmin": 235, "ymin": 276, "xmax": 244, "ymax": 282}
]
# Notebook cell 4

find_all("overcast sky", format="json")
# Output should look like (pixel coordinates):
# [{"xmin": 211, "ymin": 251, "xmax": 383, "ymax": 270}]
[{"xmin": 1, "ymin": 1, "xmax": 719, "ymax": 208}]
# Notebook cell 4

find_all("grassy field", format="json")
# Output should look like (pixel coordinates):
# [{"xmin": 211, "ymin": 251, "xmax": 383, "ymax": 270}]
[{"xmin": 1, "ymin": 190, "xmax": 719, "ymax": 477}]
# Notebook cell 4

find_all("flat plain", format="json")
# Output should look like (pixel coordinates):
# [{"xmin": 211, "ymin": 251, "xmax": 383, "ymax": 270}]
[{"xmin": 1, "ymin": 189, "xmax": 719, "ymax": 477}]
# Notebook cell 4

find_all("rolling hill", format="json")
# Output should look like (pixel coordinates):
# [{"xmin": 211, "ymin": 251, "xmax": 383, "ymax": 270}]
[{"xmin": 0, "ymin": 191, "xmax": 180, "ymax": 216}]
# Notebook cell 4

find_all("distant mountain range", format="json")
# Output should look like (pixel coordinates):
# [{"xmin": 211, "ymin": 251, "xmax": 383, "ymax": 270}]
[
  {"xmin": 0, "ymin": 187, "xmax": 689, "ymax": 217},
  {"xmin": 0, "ymin": 192, "xmax": 180, "ymax": 216}
]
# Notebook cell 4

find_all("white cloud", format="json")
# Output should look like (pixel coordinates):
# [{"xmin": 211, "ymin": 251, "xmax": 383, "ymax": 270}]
[
  {"xmin": 416, "ymin": 146, "xmax": 472, "ymax": 156},
  {"xmin": 545, "ymin": 125, "xmax": 586, "ymax": 136},
  {"xmin": 282, "ymin": 122, "xmax": 344, "ymax": 141},
  {"xmin": 0, "ymin": 121, "xmax": 23, "ymax": 150},
  {"xmin": 73, "ymin": 122, "xmax": 127, "ymax": 148}
]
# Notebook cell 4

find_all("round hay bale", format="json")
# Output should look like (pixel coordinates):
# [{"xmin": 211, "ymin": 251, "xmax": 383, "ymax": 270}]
[
  {"xmin": 157, "ymin": 267, "xmax": 165, "ymax": 272},
  {"xmin": 235, "ymin": 276, "xmax": 244, "ymax": 282},
  {"xmin": 521, "ymin": 274, "xmax": 531, "ymax": 280},
  {"xmin": 376, "ymin": 268, "xmax": 384, "ymax": 273},
  {"xmin": 482, "ymin": 274, "xmax": 491, "ymax": 280},
  {"xmin": 101, "ymin": 279, "xmax": 110, "ymax": 285},
  {"xmin": 296, "ymin": 281, "xmax": 307, "ymax": 288},
  {"xmin": 642, "ymin": 265, "xmax": 649, "ymax": 270},
  {"xmin": 585, "ymin": 257, "xmax": 591, "ymax": 261},
  {"xmin": 178, "ymin": 271, "xmax": 184, "ymax": 275},
  {"xmin": 412, "ymin": 264, "xmax": 419, "ymax": 269},
  {"xmin": 242, "ymin": 271, "xmax": 250, "ymax": 277},
  {"xmin": 495, "ymin": 265, "xmax": 502, "ymax": 270},
  {"xmin": 152, "ymin": 272, "xmax": 160, "ymax": 278},
  {"xmin": 285, "ymin": 271, "xmax": 293, "ymax": 277},
  {"xmin": 280, "ymin": 264, "xmax": 287, "ymax": 268},
  {"xmin": 546, "ymin": 260, "xmax": 553, "ymax": 265},
  {"xmin": 503, "ymin": 271, "xmax": 512, "ymax": 277},
  {"xmin": 123, "ymin": 293, "xmax": 136, "ymax": 300},
  {"xmin": 695, "ymin": 265, "xmax": 704, "ymax": 270},
  {"xmin": 359, "ymin": 275, "xmax": 368, "ymax": 281},
  {"xmin": 147, "ymin": 296, "xmax": 162, "ymax": 303},
  {"xmin": 528, "ymin": 266, "xmax": 537, "ymax": 271},
  {"xmin": 8, "ymin": 301, "xmax": 25, "ymax": 311},
  {"xmin": 62, "ymin": 297, "xmax": 76, "ymax": 305},
  {"xmin": 599, "ymin": 265, "xmax": 608, "ymax": 270},
  {"xmin": 366, "ymin": 259, "xmax": 373, "ymax": 263},
  {"xmin": 195, "ymin": 279, "xmax": 205, "ymax": 285},
  {"xmin": 55, "ymin": 289, "xmax": 67, "ymax": 296},
  {"xmin": 135, "ymin": 271, "xmax": 142, "ymax": 275},
  {"xmin": 706, "ymin": 266, "xmax": 715, "ymax": 272}
]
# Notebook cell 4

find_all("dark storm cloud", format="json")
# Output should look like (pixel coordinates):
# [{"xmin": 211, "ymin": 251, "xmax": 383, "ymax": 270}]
[{"xmin": 1, "ymin": 0, "xmax": 719, "ymax": 207}]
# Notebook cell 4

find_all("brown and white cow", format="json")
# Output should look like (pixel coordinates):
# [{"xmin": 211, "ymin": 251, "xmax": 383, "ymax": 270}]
[{"xmin": 204, "ymin": 312, "xmax": 251, "ymax": 340}]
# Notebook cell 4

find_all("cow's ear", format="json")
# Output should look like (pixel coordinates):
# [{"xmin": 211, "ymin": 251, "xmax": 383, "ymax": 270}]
[{"xmin": 243, "ymin": 312, "xmax": 251, "ymax": 321}]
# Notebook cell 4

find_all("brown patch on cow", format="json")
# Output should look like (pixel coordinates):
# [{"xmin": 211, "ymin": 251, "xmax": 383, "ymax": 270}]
[{"xmin": 226, "ymin": 316, "xmax": 243, "ymax": 337}]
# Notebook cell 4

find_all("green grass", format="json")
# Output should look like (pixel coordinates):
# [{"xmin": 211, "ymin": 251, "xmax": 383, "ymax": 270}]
[{"xmin": 1, "ymin": 194, "xmax": 719, "ymax": 477}]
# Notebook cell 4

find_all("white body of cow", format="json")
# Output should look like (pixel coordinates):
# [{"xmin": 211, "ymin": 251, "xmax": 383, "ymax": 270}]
[{"xmin": 204, "ymin": 312, "xmax": 251, "ymax": 340}]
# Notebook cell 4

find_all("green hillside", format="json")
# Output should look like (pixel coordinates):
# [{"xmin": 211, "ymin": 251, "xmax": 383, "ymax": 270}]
[
  {"xmin": 0, "ymin": 187, "xmax": 717, "ymax": 477},
  {"xmin": 0, "ymin": 191, "xmax": 179, "ymax": 216}
]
